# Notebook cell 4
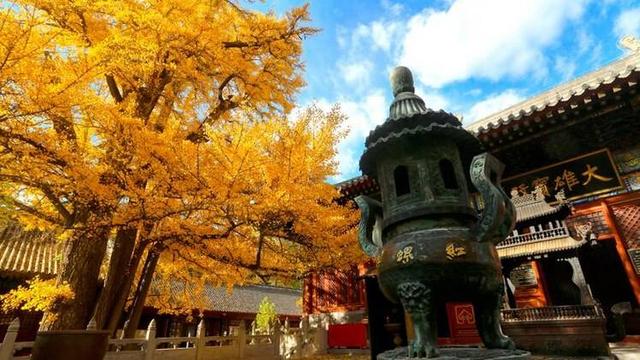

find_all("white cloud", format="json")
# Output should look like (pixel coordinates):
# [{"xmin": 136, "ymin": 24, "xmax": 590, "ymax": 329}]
[
  {"xmin": 370, "ymin": 21, "xmax": 401, "ymax": 52},
  {"xmin": 614, "ymin": 7, "xmax": 640, "ymax": 38},
  {"xmin": 415, "ymin": 86, "xmax": 449, "ymax": 110},
  {"xmin": 339, "ymin": 60, "xmax": 374, "ymax": 87},
  {"xmin": 576, "ymin": 29, "xmax": 594, "ymax": 55},
  {"xmin": 399, "ymin": 0, "xmax": 587, "ymax": 88},
  {"xmin": 333, "ymin": 90, "xmax": 388, "ymax": 180},
  {"xmin": 340, "ymin": 90, "xmax": 388, "ymax": 143},
  {"xmin": 464, "ymin": 90, "xmax": 524, "ymax": 124},
  {"xmin": 554, "ymin": 56, "xmax": 578, "ymax": 81},
  {"xmin": 290, "ymin": 98, "xmax": 334, "ymax": 121},
  {"xmin": 381, "ymin": 0, "xmax": 404, "ymax": 17},
  {"xmin": 466, "ymin": 88, "xmax": 482, "ymax": 97},
  {"xmin": 336, "ymin": 26, "xmax": 348, "ymax": 49}
]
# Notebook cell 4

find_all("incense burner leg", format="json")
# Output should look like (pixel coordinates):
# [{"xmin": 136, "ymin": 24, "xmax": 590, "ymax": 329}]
[
  {"xmin": 473, "ymin": 288, "xmax": 515, "ymax": 350},
  {"xmin": 397, "ymin": 282, "xmax": 439, "ymax": 358}
]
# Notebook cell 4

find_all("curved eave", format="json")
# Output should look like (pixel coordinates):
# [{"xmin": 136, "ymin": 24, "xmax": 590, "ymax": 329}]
[
  {"xmin": 515, "ymin": 203, "xmax": 562, "ymax": 223},
  {"xmin": 365, "ymin": 109, "xmax": 462, "ymax": 147},
  {"xmin": 467, "ymin": 51, "xmax": 640, "ymax": 138},
  {"xmin": 497, "ymin": 237, "xmax": 586, "ymax": 259},
  {"xmin": 334, "ymin": 175, "xmax": 380, "ymax": 199},
  {"xmin": 360, "ymin": 122, "xmax": 481, "ymax": 176}
]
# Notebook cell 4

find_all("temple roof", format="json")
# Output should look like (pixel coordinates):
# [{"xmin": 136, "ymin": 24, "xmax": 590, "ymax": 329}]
[
  {"xmin": 200, "ymin": 285, "xmax": 301, "ymax": 316},
  {"xmin": 148, "ymin": 281, "xmax": 302, "ymax": 316},
  {"xmin": 497, "ymin": 236, "xmax": 586, "ymax": 260},
  {"xmin": 466, "ymin": 43, "xmax": 640, "ymax": 136},
  {"xmin": 510, "ymin": 186, "xmax": 564, "ymax": 223},
  {"xmin": 0, "ymin": 222, "xmax": 301, "ymax": 316},
  {"xmin": 334, "ymin": 175, "xmax": 379, "ymax": 200},
  {"xmin": 0, "ymin": 223, "xmax": 62, "ymax": 277}
]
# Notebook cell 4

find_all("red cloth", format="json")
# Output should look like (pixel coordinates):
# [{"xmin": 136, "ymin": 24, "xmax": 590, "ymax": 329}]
[{"xmin": 328, "ymin": 323, "xmax": 368, "ymax": 348}]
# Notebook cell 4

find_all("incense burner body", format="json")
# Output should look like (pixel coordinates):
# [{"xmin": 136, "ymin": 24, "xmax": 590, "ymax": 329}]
[{"xmin": 356, "ymin": 67, "xmax": 516, "ymax": 358}]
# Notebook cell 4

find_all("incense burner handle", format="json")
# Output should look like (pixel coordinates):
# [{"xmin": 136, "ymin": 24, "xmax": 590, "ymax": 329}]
[
  {"xmin": 470, "ymin": 153, "xmax": 516, "ymax": 244},
  {"xmin": 355, "ymin": 195, "xmax": 383, "ymax": 257}
]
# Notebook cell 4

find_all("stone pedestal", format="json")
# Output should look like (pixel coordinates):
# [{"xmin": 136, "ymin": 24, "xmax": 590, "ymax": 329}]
[
  {"xmin": 378, "ymin": 347, "xmax": 530, "ymax": 360},
  {"xmin": 31, "ymin": 330, "xmax": 109, "ymax": 360}
]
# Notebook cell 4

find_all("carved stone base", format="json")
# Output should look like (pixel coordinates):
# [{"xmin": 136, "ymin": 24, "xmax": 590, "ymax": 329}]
[{"xmin": 378, "ymin": 347, "xmax": 531, "ymax": 360}]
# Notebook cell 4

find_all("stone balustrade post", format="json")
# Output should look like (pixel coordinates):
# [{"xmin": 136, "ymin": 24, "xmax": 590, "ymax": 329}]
[
  {"xmin": 196, "ymin": 319, "xmax": 205, "ymax": 360},
  {"xmin": 144, "ymin": 319, "xmax": 156, "ymax": 360},
  {"xmin": 271, "ymin": 321, "xmax": 281, "ymax": 358},
  {"xmin": 314, "ymin": 319, "xmax": 328, "ymax": 354},
  {"xmin": 249, "ymin": 321, "xmax": 256, "ymax": 345},
  {"xmin": 0, "ymin": 318, "xmax": 19, "ymax": 360},
  {"xmin": 301, "ymin": 316, "xmax": 309, "ymax": 338},
  {"xmin": 294, "ymin": 329, "xmax": 303, "ymax": 359},
  {"xmin": 237, "ymin": 320, "xmax": 246, "ymax": 359}
]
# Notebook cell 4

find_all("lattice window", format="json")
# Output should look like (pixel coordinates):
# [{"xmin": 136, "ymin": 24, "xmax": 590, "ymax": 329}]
[
  {"xmin": 336, "ymin": 271, "xmax": 348, "ymax": 305},
  {"xmin": 612, "ymin": 203, "xmax": 640, "ymax": 249},
  {"xmin": 348, "ymin": 269, "xmax": 363, "ymax": 305}
]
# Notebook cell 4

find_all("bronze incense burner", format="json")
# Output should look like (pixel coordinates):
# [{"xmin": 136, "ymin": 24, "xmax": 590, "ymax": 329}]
[{"xmin": 356, "ymin": 67, "xmax": 516, "ymax": 358}]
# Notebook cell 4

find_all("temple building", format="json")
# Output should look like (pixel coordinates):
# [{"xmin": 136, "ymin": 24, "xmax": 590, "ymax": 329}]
[
  {"xmin": 304, "ymin": 37, "xmax": 640, "ymax": 352},
  {"xmin": 0, "ymin": 222, "xmax": 302, "ymax": 340}
]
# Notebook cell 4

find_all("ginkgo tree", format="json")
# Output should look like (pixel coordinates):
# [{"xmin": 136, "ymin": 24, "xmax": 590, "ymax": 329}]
[
  {"xmin": 0, "ymin": 0, "xmax": 362, "ymax": 333},
  {"xmin": 117, "ymin": 106, "xmax": 362, "ymax": 337}
]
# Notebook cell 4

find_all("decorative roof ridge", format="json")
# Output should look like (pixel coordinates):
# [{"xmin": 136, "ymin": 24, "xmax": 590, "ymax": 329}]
[
  {"xmin": 510, "ymin": 186, "xmax": 567, "ymax": 222},
  {"xmin": 365, "ymin": 109, "xmax": 462, "ymax": 147},
  {"xmin": 389, "ymin": 107, "xmax": 439, "ymax": 120},
  {"xmin": 236, "ymin": 284, "xmax": 302, "ymax": 294},
  {"xmin": 496, "ymin": 237, "xmax": 586, "ymax": 259},
  {"xmin": 466, "ymin": 47, "xmax": 640, "ymax": 134},
  {"xmin": 497, "ymin": 235, "xmax": 585, "ymax": 249},
  {"xmin": 367, "ymin": 121, "xmax": 467, "ymax": 149}
]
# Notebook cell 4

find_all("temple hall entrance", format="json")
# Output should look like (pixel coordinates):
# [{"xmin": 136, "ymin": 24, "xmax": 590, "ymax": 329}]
[
  {"xmin": 579, "ymin": 240, "xmax": 636, "ymax": 332},
  {"xmin": 539, "ymin": 258, "xmax": 581, "ymax": 306}
]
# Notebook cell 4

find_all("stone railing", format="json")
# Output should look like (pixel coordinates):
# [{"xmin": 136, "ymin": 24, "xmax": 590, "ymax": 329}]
[
  {"xmin": 498, "ymin": 222, "xmax": 571, "ymax": 248},
  {"xmin": 501, "ymin": 304, "xmax": 605, "ymax": 322},
  {"xmin": 0, "ymin": 316, "xmax": 328, "ymax": 360},
  {"xmin": 0, "ymin": 319, "xmax": 32, "ymax": 360},
  {"xmin": 500, "ymin": 304, "xmax": 609, "ymax": 356}
]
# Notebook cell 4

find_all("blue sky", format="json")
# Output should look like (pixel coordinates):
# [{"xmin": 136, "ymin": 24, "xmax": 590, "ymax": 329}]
[{"xmin": 256, "ymin": 0, "xmax": 640, "ymax": 182}]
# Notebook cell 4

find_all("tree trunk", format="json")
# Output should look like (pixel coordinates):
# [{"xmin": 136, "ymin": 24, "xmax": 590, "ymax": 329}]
[
  {"xmin": 123, "ymin": 245, "xmax": 161, "ymax": 338},
  {"xmin": 94, "ymin": 226, "xmax": 138, "ymax": 330},
  {"xmin": 105, "ymin": 242, "xmax": 146, "ymax": 335},
  {"xmin": 40, "ymin": 221, "xmax": 110, "ymax": 330}
]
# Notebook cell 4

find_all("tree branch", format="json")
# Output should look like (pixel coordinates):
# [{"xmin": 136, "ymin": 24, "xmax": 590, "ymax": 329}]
[
  {"xmin": 0, "ymin": 195, "xmax": 64, "ymax": 225},
  {"xmin": 0, "ymin": 174, "xmax": 73, "ymax": 225},
  {"xmin": 105, "ymin": 75, "xmax": 123, "ymax": 103},
  {"xmin": 0, "ymin": 128, "xmax": 67, "ymax": 167}
]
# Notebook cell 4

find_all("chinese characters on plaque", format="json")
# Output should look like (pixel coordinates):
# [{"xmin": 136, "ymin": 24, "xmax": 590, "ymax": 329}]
[
  {"xmin": 502, "ymin": 149, "xmax": 624, "ymax": 203},
  {"xmin": 628, "ymin": 249, "xmax": 640, "ymax": 276}
]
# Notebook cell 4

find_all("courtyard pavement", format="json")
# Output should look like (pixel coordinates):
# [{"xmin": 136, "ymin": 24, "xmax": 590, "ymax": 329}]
[{"xmin": 321, "ymin": 343, "xmax": 640, "ymax": 359}]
